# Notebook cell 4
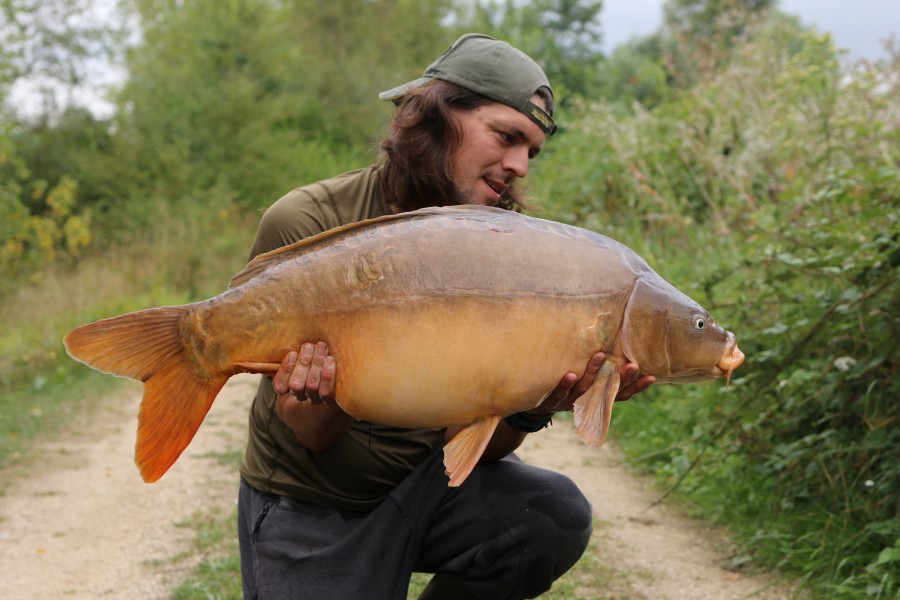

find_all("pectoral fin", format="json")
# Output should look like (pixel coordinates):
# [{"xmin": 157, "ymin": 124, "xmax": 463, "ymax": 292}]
[
  {"xmin": 573, "ymin": 361, "xmax": 621, "ymax": 448},
  {"xmin": 442, "ymin": 415, "xmax": 501, "ymax": 487}
]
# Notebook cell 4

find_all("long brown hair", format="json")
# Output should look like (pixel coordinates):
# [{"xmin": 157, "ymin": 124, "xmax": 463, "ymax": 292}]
[{"xmin": 379, "ymin": 80, "xmax": 553, "ymax": 212}]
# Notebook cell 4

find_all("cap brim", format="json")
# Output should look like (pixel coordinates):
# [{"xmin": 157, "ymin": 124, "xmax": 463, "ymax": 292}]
[{"xmin": 378, "ymin": 76, "xmax": 433, "ymax": 102}]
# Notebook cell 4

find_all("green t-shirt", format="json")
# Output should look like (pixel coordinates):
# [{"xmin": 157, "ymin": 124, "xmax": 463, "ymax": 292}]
[{"xmin": 239, "ymin": 166, "xmax": 446, "ymax": 511}]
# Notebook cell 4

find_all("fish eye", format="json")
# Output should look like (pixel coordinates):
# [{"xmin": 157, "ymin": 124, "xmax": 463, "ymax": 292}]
[{"xmin": 694, "ymin": 316, "xmax": 706, "ymax": 330}]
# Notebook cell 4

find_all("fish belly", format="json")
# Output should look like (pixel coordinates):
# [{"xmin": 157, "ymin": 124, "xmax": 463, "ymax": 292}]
[{"xmin": 321, "ymin": 297, "xmax": 601, "ymax": 427}]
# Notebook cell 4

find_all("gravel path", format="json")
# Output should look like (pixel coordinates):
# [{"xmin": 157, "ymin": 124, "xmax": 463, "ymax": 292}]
[{"xmin": 1, "ymin": 375, "xmax": 797, "ymax": 599}]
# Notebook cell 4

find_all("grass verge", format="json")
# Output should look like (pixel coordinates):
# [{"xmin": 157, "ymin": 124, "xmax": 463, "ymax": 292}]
[{"xmin": 0, "ymin": 365, "xmax": 124, "ymax": 490}]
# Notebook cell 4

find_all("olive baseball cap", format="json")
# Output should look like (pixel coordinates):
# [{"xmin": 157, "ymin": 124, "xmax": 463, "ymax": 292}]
[{"xmin": 379, "ymin": 33, "xmax": 556, "ymax": 135}]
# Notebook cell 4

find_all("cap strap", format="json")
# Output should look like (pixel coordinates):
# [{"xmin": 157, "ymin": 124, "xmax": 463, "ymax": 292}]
[{"xmin": 523, "ymin": 101, "xmax": 557, "ymax": 135}]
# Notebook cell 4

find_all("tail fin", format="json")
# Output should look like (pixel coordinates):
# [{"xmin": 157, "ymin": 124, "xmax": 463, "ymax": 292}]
[{"xmin": 64, "ymin": 306, "xmax": 228, "ymax": 482}]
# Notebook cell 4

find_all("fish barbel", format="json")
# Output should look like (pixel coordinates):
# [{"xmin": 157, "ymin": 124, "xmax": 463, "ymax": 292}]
[{"xmin": 64, "ymin": 205, "xmax": 745, "ymax": 485}]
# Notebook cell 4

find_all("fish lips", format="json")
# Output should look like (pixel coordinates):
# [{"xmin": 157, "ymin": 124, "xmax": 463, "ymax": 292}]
[{"xmin": 715, "ymin": 338, "xmax": 745, "ymax": 386}]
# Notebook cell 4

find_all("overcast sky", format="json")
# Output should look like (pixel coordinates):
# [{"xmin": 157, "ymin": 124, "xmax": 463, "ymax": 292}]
[{"xmin": 602, "ymin": 0, "xmax": 899, "ymax": 59}]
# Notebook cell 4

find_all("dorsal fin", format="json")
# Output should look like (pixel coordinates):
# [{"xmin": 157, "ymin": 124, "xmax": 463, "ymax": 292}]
[{"xmin": 229, "ymin": 205, "xmax": 501, "ymax": 289}]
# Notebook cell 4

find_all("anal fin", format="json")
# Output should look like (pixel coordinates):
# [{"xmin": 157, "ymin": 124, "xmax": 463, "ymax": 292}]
[
  {"xmin": 573, "ymin": 361, "xmax": 621, "ymax": 448},
  {"xmin": 442, "ymin": 415, "xmax": 501, "ymax": 487}
]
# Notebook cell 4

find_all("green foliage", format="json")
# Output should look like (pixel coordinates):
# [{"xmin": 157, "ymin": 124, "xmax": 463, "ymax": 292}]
[
  {"xmin": 595, "ymin": 36, "xmax": 669, "ymax": 108},
  {"xmin": 0, "ymin": 165, "xmax": 92, "ymax": 282},
  {"xmin": 661, "ymin": 0, "xmax": 783, "ymax": 87},
  {"xmin": 0, "ymin": 1, "xmax": 122, "ymax": 287},
  {"xmin": 536, "ymin": 23, "xmax": 899, "ymax": 598},
  {"xmin": 587, "ymin": 0, "xmax": 807, "ymax": 110},
  {"xmin": 10, "ymin": 107, "xmax": 116, "ymax": 209},
  {"xmin": 112, "ymin": 0, "xmax": 452, "ymax": 212},
  {"xmin": 663, "ymin": 0, "xmax": 776, "ymax": 40}
]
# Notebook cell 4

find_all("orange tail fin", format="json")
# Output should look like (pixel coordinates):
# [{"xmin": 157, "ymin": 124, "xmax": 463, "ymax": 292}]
[{"xmin": 63, "ymin": 306, "xmax": 228, "ymax": 483}]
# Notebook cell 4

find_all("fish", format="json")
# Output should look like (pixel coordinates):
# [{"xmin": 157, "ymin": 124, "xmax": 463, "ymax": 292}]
[{"xmin": 64, "ymin": 205, "xmax": 745, "ymax": 486}]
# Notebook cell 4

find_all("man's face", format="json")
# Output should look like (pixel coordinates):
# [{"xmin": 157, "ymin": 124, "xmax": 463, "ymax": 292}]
[{"xmin": 449, "ymin": 95, "xmax": 548, "ymax": 206}]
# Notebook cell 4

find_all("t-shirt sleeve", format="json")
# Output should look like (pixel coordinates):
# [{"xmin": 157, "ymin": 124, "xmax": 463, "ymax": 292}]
[{"xmin": 248, "ymin": 188, "xmax": 335, "ymax": 259}]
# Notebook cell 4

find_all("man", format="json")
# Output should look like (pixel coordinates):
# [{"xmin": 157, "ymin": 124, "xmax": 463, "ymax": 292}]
[{"xmin": 238, "ymin": 33, "xmax": 654, "ymax": 600}]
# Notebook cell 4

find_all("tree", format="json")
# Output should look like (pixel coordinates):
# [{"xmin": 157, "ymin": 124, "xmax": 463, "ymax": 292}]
[
  {"xmin": 662, "ymin": 0, "xmax": 775, "ymax": 40},
  {"xmin": 659, "ymin": 0, "xmax": 786, "ymax": 86},
  {"xmin": 0, "ymin": 0, "xmax": 119, "ymax": 282},
  {"xmin": 1, "ymin": 0, "xmax": 122, "ymax": 114},
  {"xmin": 596, "ymin": 34, "xmax": 669, "ymax": 108},
  {"xmin": 113, "ymin": 0, "xmax": 455, "ymax": 209}
]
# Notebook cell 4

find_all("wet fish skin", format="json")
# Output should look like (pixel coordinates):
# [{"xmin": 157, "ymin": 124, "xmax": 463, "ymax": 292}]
[{"xmin": 64, "ymin": 205, "xmax": 744, "ymax": 486}]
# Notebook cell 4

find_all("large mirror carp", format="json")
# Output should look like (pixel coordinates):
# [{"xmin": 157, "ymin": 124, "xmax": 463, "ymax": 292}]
[{"xmin": 65, "ymin": 205, "xmax": 745, "ymax": 486}]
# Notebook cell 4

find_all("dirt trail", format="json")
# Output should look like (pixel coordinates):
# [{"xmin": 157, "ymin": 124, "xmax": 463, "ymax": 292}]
[
  {"xmin": 1, "ymin": 376, "xmax": 795, "ymax": 599},
  {"xmin": 517, "ymin": 422, "xmax": 795, "ymax": 599},
  {"xmin": 0, "ymin": 377, "xmax": 253, "ymax": 600}
]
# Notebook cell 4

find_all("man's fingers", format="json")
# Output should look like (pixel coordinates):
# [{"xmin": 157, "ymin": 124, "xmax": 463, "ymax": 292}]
[
  {"xmin": 302, "ymin": 342, "xmax": 327, "ymax": 403},
  {"xmin": 621, "ymin": 363, "xmax": 639, "ymax": 386},
  {"xmin": 554, "ymin": 372, "xmax": 578, "ymax": 399},
  {"xmin": 319, "ymin": 356, "xmax": 337, "ymax": 405},
  {"xmin": 274, "ymin": 341, "xmax": 337, "ymax": 405},
  {"xmin": 273, "ymin": 351, "xmax": 298, "ymax": 395},
  {"xmin": 633, "ymin": 375, "xmax": 655, "ymax": 394},
  {"xmin": 574, "ymin": 352, "xmax": 606, "ymax": 395},
  {"xmin": 287, "ymin": 343, "xmax": 315, "ymax": 394},
  {"xmin": 616, "ymin": 374, "xmax": 655, "ymax": 402},
  {"xmin": 296, "ymin": 341, "xmax": 336, "ymax": 404},
  {"xmin": 544, "ymin": 351, "xmax": 608, "ymax": 413}
]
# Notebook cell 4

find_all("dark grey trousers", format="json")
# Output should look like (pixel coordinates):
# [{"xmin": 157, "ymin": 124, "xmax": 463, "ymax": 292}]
[{"xmin": 238, "ymin": 450, "xmax": 593, "ymax": 600}]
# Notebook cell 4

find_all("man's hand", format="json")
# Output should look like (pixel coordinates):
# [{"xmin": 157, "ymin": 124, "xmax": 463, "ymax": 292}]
[
  {"xmin": 615, "ymin": 359, "xmax": 656, "ymax": 402},
  {"xmin": 533, "ymin": 351, "xmax": 655, "ymax": 415},
  {"xmin": 272, "ymin": 341, "xmax": 336, "ymax": 405},
  {"xmin": 271, "ymin": 341, "xmax": 352, "ymax": 452}
]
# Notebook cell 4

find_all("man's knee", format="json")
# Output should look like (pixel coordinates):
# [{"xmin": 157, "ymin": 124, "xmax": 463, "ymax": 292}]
[
  {"xmin": 519, "ymin": 470, "xmax": 593, "ymax": 576},
  {"xmin": 491, "ymin": 466, "xmax": 593, "ymax": 598}
]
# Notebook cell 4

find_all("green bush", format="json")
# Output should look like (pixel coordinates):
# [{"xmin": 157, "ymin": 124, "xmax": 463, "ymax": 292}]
[{"xmin": 534, "ymin": 24, "xmax": 899, "ymax": 598}]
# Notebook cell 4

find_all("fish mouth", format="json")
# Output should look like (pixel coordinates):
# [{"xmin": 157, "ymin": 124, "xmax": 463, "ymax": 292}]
[{"xmin": 715, "ymin": 335, "xmax": 745, "ymax": 387}]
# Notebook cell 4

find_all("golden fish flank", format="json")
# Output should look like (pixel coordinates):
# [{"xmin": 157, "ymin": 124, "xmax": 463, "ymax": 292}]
[{"xmin": 63, "ymin": 205, "xmax": 745, "ymax": 486}]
